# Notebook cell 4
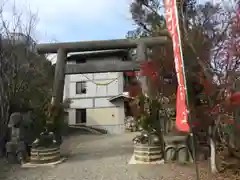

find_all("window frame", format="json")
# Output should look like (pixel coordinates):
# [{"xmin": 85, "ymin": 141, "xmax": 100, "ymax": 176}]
[
  {"xmin": 76, "ymin": 81, "xmax": 87, "ymax": 94},
  {"xmin": 75, "ymin": 109, "xmax": 87, "ymax": 124}
]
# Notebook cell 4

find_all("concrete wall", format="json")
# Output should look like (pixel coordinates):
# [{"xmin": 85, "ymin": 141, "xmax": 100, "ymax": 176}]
[
  {"xmin": 67, "ymin": 101, "xmax": 125, "ymax": 134},
  {"xmin": 64, "ymin": 71, "xmax": 124, "ymax": 108},
  {"xmin": 63, "ymin": 58, "xmax": 124, "ymax": 108},
  {"xmin": 86, "ymin": 102, "xmax": 125, "ymax": 134},
  {"xmin": 63, "ymin": 56, "xmax": 125, "ymax": 134}
]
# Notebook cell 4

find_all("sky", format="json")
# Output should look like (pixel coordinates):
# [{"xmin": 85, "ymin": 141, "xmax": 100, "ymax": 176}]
[
  {"xmin": 1, "ymin": 0, "xmax": 233, "ymax": 43},
  {"xmin": 1, "ymin": 0, "xmax": 233, "ymax": 63},
  {"xmin": 2, "ymin": 0, "xmax": 135, "ymax": 43}
]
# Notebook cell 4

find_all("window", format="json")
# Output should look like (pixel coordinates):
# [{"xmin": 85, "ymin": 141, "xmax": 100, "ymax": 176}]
[
  {"xmin": 64, "ymin": 112, "xmax": 69, "ymax": 124},
  {"xmin": 76, "ymin": 109, "xmax": 86, "ymax": 124},
  {"xmin": 76, "ymin": 81, "xmax": 86, "ymax": 94}
]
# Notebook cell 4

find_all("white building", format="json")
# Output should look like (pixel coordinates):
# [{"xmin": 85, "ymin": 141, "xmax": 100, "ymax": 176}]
[{"xmin": 63, "ymin": 50, "xmax": 130, "ymax": 134}]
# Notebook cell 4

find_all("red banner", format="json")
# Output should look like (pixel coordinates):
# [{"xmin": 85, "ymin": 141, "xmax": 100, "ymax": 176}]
[{"xmin": 164, "ymin": 0, "xmax": 189, "ymax": 132}]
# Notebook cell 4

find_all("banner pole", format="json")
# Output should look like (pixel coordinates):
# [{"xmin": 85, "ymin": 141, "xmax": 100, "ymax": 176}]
[
  {"xmin": 164, "ymin": 0, "xmax": 200, "ymax": 179},
  {"xmin": 173, "ymin": 1, "xmax": 200, "ymax": 180}
]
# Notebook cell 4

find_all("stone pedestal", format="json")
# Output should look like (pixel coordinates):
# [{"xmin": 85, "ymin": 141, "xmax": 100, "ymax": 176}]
[
  {"xmin": 30, "ymin": 146, "xmax": 61, "ymax": 164},
  {"xmin": 21, "ymin": 145, "xmax": 66, "ymax": 168},
  {"xmin": 134, "ymin": 144, "xmax": 163, "ymax": 163}
]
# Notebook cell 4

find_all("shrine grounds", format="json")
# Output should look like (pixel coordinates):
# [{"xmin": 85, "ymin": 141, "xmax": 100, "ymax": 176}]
[{"xmin": 0, "ymin": 132, "xmax": 221, "ymax": 180}]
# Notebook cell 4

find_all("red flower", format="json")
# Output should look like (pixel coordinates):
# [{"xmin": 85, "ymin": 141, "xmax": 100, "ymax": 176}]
[
  {"xmin": 125, "ymin": 71, "xmax": 136, "ymax": 76},
  {"xmin": 151, "ymin": 72, "xmax": 158, "ymax": 81},
  {"xmin": 229, "ymin": 92, "xmax": 240, "ymax": 105},
  {"xmin": 199, "ymin": 73, "xmax": 215, "ymax": 95},
  {"xmin": 209, "ymin": 104, "xmax": 220, "ymax": 113},
  {"xmin": 140, "ymin": 61, "xmax": 158, "ymax": 78},
  {"xmin": 192, "ymin": 121, "xmax": 200, "ymax": 127}
]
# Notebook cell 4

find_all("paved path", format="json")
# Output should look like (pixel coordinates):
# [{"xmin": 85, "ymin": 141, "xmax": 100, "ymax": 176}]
[{"xmin": 0, "ymin": 133, "xmax": 200, "ymax": 180}]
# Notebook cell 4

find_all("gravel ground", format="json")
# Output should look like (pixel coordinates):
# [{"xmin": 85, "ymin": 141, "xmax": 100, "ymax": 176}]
[{"xmin": 0, "ymin": 132, "xmax": 209, "ymax": 180}]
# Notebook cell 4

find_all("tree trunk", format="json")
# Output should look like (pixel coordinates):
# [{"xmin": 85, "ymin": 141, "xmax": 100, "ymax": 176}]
[{"xmin": 210, "ymin": 136, "xmax": 218, "ymax": 173}]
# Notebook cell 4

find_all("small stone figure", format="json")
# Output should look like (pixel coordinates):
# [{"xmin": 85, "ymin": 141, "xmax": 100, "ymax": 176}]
[
  {"xmin": 133, "ymin": 129, "xmax": 162, "ymax": 145},
  {"xmin": 5, "ymin": 112, "xmax": 27, "ymax": 164},
  {"xmin": 32, "ymin": 128, "xmax": 57, "ymax": 148}
]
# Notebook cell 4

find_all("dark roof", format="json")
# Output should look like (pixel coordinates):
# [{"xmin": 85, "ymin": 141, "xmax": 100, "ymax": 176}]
[
  {"xmin": 67, "ymin": 49, "xmax": 130, "ymax": 62},
  {"xmin": 108, "ymin": 93, "xmax": 133, "ymax": 102}
]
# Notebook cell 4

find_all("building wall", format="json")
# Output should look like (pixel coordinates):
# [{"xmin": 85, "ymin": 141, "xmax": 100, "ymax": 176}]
[
  {"xmin": 67, "ymin": 102, "xmax": 125, "ymax": 134},
  {"xmin": 87, "ymin": 104, "xmax": 125, "ymax": 134},
  {"xmin": 65, "ymin": 71, "xmax": 124, "ymax": 108},
  {"xmin": 64, "ymin": 56, "xmax": 125, "ymax": 134}
]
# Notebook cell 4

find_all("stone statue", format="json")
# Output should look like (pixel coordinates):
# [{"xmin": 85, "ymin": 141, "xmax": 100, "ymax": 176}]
[
  {"xmin": 5, "ymin": 112, "xmax": 27, "ymax": 164},
  {"xmin": 22, "ymin": 111, "xmax": 34, "ymax": 156},
  {"xmin": 32, "ymin": 127, "xmax": 57, "ymax": 148}
]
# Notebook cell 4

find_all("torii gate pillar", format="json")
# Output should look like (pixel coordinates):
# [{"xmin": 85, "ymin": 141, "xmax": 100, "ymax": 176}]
[{"xmin": 51, "ymin": 48, "xmax": 67, "ymax": 107}]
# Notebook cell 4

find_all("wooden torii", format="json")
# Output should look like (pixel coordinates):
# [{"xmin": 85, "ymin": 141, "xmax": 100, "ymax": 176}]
[{"xmin": 36, "ymin": 35, "xmax": 169, "ymax": 108}]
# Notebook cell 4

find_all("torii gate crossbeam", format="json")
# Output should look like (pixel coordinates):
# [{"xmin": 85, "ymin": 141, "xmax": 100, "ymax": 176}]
[{"xmin": 36, "ymin": 35, "xmax": 169, "ymax": 110}]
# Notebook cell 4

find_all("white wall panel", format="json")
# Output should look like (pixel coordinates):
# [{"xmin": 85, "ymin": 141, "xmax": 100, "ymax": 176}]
[
  {"xmin": 69, "ymin": 74, "xmax": 93, "ymax": 82},
  {"xmin": 70, "ymin": 99, "xmax": 93, "ymax": 108},
  {"xmin": 106, "ymin": 80, "xmax": 119, "ymax": 96},
  {"xmin": 94, "ymin": 97, "xmax": 114, "ymax": 108},
  {"xmin": 93, "ymin": 72, "xmax": 118, "ymax": 80}
]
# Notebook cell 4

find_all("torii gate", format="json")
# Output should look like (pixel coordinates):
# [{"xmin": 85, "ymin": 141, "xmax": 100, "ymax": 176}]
[
  {"xmin": 36, "ymin": 35, "xmax": 169, "ymax": 109},
  {"xmin": 29, "ymin": 34, "xmax": 169, "ymax": 165}
]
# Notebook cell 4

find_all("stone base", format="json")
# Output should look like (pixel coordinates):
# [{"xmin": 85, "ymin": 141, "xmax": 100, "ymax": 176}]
[
  {"xmin": 133, "ymin": 144, "xmax": 163, "ymax": 163},
  {"xmin": 164, "ymin": 144, "xmax": 193, "ymax": 163},
  {"xmin": 21, "ymin": 157, "xmax": 66, "ymax": 168},
  {"xmin": 128, "ymin": 155, "xmax": 164, "ymax": 165}
]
